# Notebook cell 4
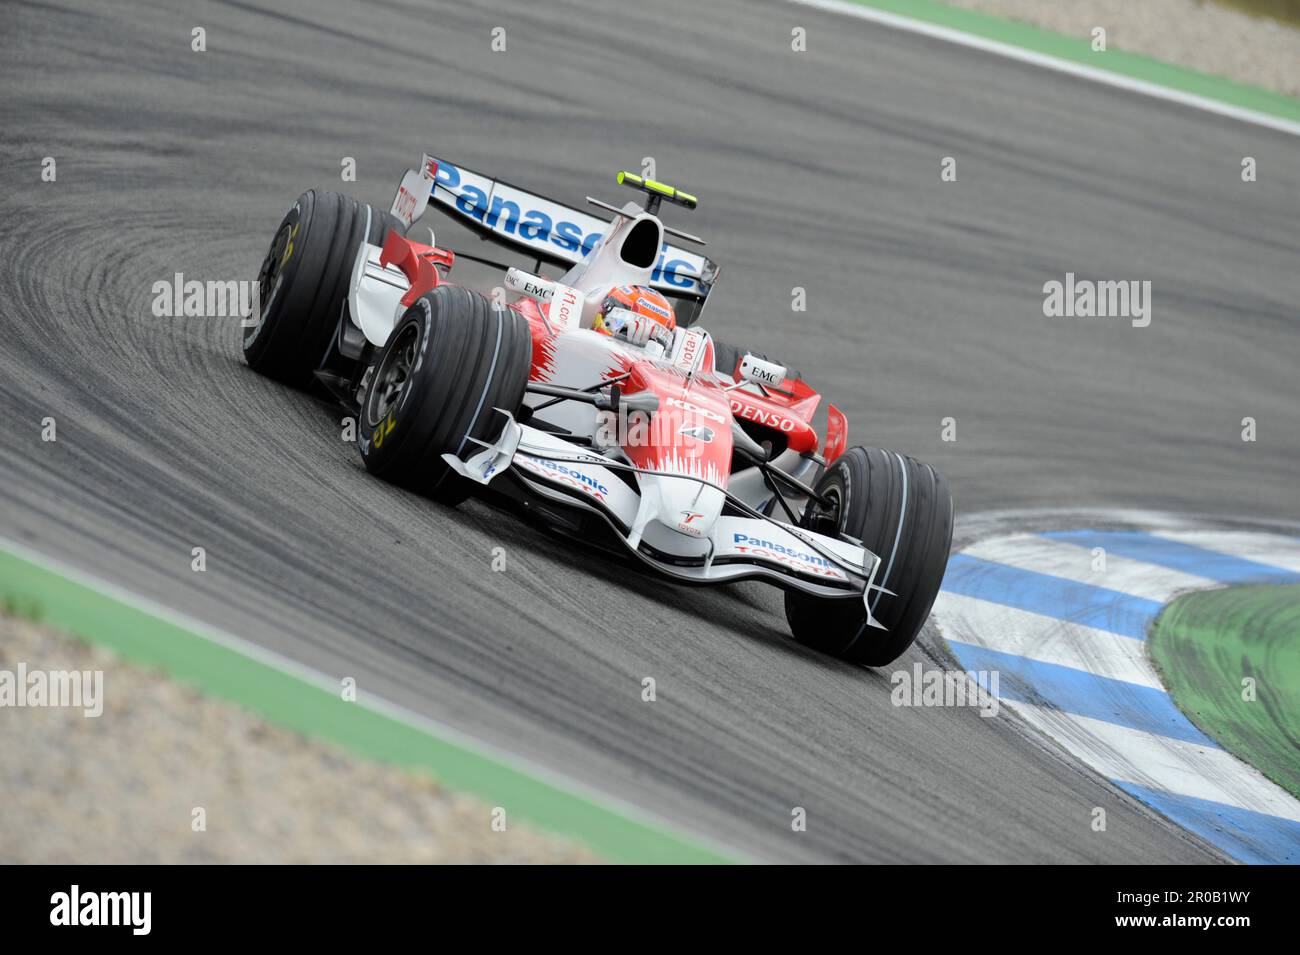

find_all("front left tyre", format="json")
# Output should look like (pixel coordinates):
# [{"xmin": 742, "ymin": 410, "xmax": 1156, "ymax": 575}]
[{"xmin": 358, "ymin": 285, "xmax": 532, "ymax": 505}]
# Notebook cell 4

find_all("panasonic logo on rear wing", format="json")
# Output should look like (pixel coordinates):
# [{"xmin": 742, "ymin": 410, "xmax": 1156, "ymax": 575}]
[{"xmin": 426, "ymin": 157, "xmax": 715, "ymax": 299}]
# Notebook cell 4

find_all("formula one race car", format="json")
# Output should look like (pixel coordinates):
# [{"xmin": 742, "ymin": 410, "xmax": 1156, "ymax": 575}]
[{"xmin": 244, "ymin": 156, "xmax": 953, "ymax": 666}]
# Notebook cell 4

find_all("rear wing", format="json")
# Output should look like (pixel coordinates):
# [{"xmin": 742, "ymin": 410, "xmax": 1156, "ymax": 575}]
[{"xmin": 413, "ymin": 155, "xmax": 719, "ymax": 315}]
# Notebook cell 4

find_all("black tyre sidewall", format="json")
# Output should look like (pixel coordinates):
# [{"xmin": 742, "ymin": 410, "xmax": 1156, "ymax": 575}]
[
  {"xmin": 244, "ymin": 190, "xmax": 402, "ymax": 387},
  {"xmin": 243, "ymin": 191, "xmax": 318, "ymax": 367},
  {"xmin": 785, "ymin": 447, "xmax": 953, "ymax": 666},
  {"xmin": 359, "ymin": 298, "xmax": 449, "ymax": 488},
  {"xmin": 359, "ymin": 286, "xmax": 531, "ymax": 503}
]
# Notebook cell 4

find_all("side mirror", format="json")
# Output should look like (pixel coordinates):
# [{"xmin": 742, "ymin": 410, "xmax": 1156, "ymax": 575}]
[{"xmin": 737, "ymin": 353, "xmax": 787, "ymax": 387}]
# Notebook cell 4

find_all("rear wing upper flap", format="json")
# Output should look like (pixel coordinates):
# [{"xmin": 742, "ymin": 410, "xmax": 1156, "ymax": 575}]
[{"xmin": 419, "ymin": 156, "xmax": 718, "ymax": 311}]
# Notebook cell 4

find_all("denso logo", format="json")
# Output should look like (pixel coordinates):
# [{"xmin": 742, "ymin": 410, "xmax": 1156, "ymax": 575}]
[
  {"xmin": 666, "ymin": 396, "xmax": 726, "ymax": 423},
  {"xmin": 730, "ymin": 400, "xmax": 795, "ymax": 433},
  {"xmin": 433, "ymin": 159, "xmax": 700, "ymax": 290}
]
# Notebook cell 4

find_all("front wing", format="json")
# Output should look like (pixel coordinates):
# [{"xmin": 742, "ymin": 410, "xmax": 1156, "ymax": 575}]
[{"xmin": 444, "ymin": 415, "xmax": 889, "ymax": 625}]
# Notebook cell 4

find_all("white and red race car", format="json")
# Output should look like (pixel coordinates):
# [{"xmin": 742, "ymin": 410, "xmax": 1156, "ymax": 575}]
[{"xmin": 244, "ymin": 156, "xmax": 953, "ymax": 666}]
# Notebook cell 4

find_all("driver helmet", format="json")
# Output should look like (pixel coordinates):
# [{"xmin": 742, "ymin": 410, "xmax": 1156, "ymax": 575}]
[{"xmin": 592, "ymin": 285, "xmax": 675, "ymax": 346}]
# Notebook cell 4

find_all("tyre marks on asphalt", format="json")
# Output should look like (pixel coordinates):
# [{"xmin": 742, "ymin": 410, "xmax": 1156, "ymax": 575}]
[{"xmin": 932, "ymin": 525, "xmax": 1300, "ymax": 863}]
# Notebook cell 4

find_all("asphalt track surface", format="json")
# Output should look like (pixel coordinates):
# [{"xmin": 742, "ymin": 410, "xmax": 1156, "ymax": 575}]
[{"xmin": 2, "ymin": 0, "xmax": 1297, "ymax": 862}]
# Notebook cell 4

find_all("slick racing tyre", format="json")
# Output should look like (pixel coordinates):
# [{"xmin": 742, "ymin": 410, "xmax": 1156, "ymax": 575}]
[
  {"xmin": 358, "ymin": 285, "xmax": 532, "ymax": 505},
  {"xmin": 785, "ymin": 446, "xmax": 954, "ymax": 667},
  {"xmin": 244, "ymin": 189, "xmax": 402, "ymax": 387}
]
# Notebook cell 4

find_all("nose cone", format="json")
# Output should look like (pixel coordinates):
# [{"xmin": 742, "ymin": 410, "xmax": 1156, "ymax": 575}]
[
  {"xmin": 659, "ymin": 477, "xmax": 727, "ymax": 540},
  {"xmin": 628, "ymin": 472, "xmax": 726, "ymax": 557}
]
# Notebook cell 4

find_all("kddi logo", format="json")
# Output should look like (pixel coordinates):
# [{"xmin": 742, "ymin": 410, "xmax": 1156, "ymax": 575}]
[{"xmin": 50, "ymin": 885, "xmax": 151, "ymax": 935}]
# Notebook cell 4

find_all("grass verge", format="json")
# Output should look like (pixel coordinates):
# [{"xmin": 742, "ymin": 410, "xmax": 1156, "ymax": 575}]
[{"xmin": 1149, "ymin": 584, "xmax": 1300, "ymax": 800}]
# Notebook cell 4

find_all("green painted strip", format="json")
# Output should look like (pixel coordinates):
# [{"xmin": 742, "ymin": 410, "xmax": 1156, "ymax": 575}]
[
  {"xmin": 0, "ymin": 545, "xmax": 735, "ymax": 864},
  {"xmin": 1150, "ymin": 584, "xmax": 1300, "ymax": 801},
  {"xmin": 837, "ymin": 0, "xmax": 1300, "ymax": 124}
]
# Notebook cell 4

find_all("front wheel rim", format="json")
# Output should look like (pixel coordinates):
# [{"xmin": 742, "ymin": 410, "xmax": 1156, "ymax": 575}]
[
  {"xmin": 805, "ymin": 485, "xmax": 843, "ymax": 537},
  {"xmin": 367, "ymin": 322, "xmax": 420, "ymax": 426}
]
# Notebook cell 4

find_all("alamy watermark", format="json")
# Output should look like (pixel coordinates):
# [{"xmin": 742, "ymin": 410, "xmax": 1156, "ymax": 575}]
[
  {"xmin": 890, "ymin": 662, "xmax": 999, "ymax": 718},
  {"xmin": 151, "ymin": 272, "xmax": 259, "ymax": 324},
  {"xmin": 1043, "ymin": 272, "xmax": 1151, "ymax": 328},
  {"xmin": 0, "ymin": 663, "xmax": 103, "ymax": 717},
  {"xmin": 50, "ymin": 885, "xmax": 150, "ymax": 935}
]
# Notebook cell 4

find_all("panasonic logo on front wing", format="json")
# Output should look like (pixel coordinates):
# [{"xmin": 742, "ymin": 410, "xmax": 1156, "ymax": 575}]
[
  {"xmin": 732, "ymin": 533, "xmax": 831, "ymax": 567},
  {"xmin": 528, "ymin": 457, "xmax": 610, "ymax": 496}
]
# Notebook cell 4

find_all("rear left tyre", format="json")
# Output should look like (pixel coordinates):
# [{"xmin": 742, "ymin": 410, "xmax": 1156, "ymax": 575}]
[{"xmin": 244, "ymin": 189, "xmax": 401, "ymax": 387}]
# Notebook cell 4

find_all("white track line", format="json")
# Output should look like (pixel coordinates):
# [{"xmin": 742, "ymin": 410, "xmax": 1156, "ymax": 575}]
[
  {"xmin": 962, "ymin": 533, "xmax": 1219, "ymax": 603},
  {"xmin": 1015, "ymin": 704, "xmax": 1300, "ymax": 824},
  {"xmin": 790, "ymin": 0, "xmax": 1300, "ymax": 138},
  {"xmin": 934, "ymin": 591, "xmax": 1159, "ymax": 688}
]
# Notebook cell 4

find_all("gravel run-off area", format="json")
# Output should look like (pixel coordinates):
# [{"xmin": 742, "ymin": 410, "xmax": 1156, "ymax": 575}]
[
  {"xmin": 943, "ymin": 0, "xmax": 1300, "ymax": 97},
  {"xmin": 0, "ymin": 614, "xmax": 597, "ymax": 863}
]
